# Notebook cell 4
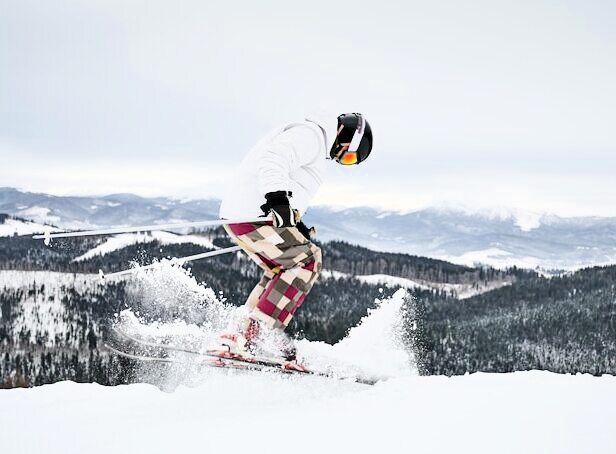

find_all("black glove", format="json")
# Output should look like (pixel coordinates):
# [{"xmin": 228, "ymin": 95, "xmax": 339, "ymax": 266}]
[
  {"xmin": 261, "ymin": 191, "xmax": 297, "ymax": 228},
  {"xmin": 297, "ymin": 221, "xmax": 317, "ymax": 241}
]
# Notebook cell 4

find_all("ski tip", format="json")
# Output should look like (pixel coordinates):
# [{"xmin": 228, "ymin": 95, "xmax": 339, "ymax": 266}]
[{"xmin": 282, "ymin": 361, "xmax": 309, "ymax": 373}]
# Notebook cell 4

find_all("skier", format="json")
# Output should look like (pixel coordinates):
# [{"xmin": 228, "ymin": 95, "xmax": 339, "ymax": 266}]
[{"xmin": 219, "ymin": 113, "xmax": 373, "ymax": 361}]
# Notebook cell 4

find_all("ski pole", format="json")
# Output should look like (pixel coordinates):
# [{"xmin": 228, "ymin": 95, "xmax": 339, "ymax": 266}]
[
  {"xmin": 99, "ymin": 245, "xmax": 242, "ymax": 281},
  {"xmin": 33, "ymin": 217, "xmax": 266, "ymax": 242}
]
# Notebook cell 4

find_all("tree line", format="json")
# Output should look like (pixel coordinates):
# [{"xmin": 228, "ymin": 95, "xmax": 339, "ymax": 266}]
[{"xmin": 1, "ymin": 218, "xmax": 614, "ymax": 387}]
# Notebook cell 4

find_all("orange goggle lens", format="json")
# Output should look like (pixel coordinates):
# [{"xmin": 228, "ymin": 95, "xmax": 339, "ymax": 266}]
[{"xmin": 338, "ymin": 151, "xmax": 358, "ymax": 165}]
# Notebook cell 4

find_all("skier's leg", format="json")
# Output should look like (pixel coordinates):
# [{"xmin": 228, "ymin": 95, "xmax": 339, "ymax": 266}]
[
  {"xmin": 224, "ymin": 222, "xmax": 278, "ymax": 312},
  {"xmin": 225, "ymin": 222, "xmax": 322, "ymax": 330},
  {"xmin": 244, "ymin": 273, "xmax": 272, "ymax": 313},
  {"xmin": 252, "ymin": 241, "xmax": 321, "ymax": 330}
]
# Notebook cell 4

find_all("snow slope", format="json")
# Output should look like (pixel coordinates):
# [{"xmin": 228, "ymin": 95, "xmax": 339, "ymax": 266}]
[
  {"xmin": 72, "ymin": 231, "xmax": 216, "ymax": 262},
  {"xmin": 0, "ymin": 372, "xmax": 614, "ymax": 454},
  {"xmin": 0, "ymin": 217, "xmax": 58, "ymax": 237},
  {"xmin": 328, "ymin": 272, "xmax": 511, "ymax": 299}
]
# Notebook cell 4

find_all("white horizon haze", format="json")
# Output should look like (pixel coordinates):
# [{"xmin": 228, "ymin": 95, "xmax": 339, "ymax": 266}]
[{"xmin": 1, "ymin": 1, "xmax": 615, "ymax": 217}]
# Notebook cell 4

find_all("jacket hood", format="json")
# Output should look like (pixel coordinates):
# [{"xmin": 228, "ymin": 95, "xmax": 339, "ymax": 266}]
[{"xmin": 305, "ymin": 112, "xmax": 339, "ymax": 156}]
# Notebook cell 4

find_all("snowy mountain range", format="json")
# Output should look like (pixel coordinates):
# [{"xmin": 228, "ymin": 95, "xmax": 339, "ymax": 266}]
[
  {"xmin": 310, "ymin": 205, "xmax": 616, "ymax": 271},
  {"xmin": 2, "ymin": 187, "xmax": 616, "ymax": 270}
]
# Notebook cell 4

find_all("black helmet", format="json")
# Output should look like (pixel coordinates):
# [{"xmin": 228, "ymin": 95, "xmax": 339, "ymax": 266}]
[{"xmin": 330, "ymin": 113, "xmax": 373, "ymax": 165}]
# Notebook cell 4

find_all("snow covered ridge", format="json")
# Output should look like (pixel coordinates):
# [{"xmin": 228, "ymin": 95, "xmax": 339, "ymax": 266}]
[
  {"xmin": 0, "ymin": 187, "xmax": 220, "ymax": 231},
  {"xmin": 356, "ymin": 273, "xmax": 512, "ymax": 299},
  {"xmin": 0, "ymin": 215, "xmax": 59, "ymax": 237},
  {"xmin": 1, "ymin": 371, "xmax": 614, "ymax": 454},
  {"xmin": 309, "ymin": 205, "xmax": 616, "ymax": 271},
  {"xmin": 72, "ymin": 231, "xmax": 217, "ymax": 262},
  {"xmin": 322, "ymin": 271, "xmax": 512, "ymax": 299},
  {"xmin": 4, "ymin": 187, "xmax": 616, "ymax": 270}
]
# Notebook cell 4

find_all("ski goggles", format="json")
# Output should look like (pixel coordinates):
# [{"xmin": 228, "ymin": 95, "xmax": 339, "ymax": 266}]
[
  {"xmin": 330, "ymin": 114, "xmax": 366, "ymax": 165},
  {"xmin": 336, "ymin": 149, "xmax": 358, "ymax": 165}
]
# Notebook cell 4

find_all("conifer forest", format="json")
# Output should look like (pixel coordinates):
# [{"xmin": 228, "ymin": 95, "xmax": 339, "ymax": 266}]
[{"xmin": 1, "ymin": 224, "xmax": 615, "ymax": 388}]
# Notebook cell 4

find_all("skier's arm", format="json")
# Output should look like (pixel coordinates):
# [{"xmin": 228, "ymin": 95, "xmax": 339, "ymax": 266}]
[{"xmin": 257, "ymin": 126, "xmax": 321, "ymax": 196}]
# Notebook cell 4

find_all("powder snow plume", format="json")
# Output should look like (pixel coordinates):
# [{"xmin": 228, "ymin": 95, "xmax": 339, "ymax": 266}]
[
  {"xmin": 112, "ymin": 261, "xmax": 417, "ymax": 387},
  {"xmin": 297, "ymin": 288, "xmax": 417, "ymax": 380}
]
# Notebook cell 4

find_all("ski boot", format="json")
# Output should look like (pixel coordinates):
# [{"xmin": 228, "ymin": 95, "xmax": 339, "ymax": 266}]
[
  {"xmin": 218, "ymin": 318, "xmax": 260, "ymax": 358},
  {"xmin": 217, "ymin": 319, "xmax": 302, "ymax": 369},
  {"xmin": 277, "ymin": 334, "xmax": 297, "ymax": 362}
]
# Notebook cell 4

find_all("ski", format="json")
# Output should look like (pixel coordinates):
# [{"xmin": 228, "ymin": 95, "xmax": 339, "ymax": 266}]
[
  {"xmin": 106, "ymin": 329, "xmax": 332, "ymax": 378},
  {"xmin": 105, "ymin": 344, "xmax": 286, "ymax": 373},
  {"xmin": 109, "ymin": 327, "xmax": 296, "ymax": 369},
  {"xmin": 106, "ymin": 327, "xmax": 378, "ymax": 385},
  {"xmin": 105, "ymin": 329, "xmax": 302, "ymax": 375}
]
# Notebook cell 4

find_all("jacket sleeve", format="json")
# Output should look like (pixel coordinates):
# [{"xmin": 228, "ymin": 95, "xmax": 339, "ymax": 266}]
[{"xmin": 257, "ymin": 125, "xmax": 322, "ymax": 196}]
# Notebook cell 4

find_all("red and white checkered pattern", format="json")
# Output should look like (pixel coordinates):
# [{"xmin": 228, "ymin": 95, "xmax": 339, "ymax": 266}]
[{"xmin": 225, "ymin": 222, "xmax": 322, "ymax": 330}]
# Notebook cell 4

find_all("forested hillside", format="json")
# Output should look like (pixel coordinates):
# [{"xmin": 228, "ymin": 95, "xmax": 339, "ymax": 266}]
[
  {"xmin": 1, "ymin": 215, "xmax": 614, "ymax": 387},
  {"xmin": 326, "ymin": 241, "xmax": 529, "ymax": 284},
  {"xmin": 420, "ymin": 265, "xmax": 616, "ymax": 376}
]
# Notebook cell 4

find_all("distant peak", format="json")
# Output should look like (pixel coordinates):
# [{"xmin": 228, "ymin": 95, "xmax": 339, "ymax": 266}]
[{"xmin": 102, "ymin": 193, "xmax": 146, "ymax": 202}]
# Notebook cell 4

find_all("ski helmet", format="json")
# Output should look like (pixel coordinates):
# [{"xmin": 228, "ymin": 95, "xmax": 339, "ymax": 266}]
[{"xmin": 330, "ymin": 113, "xmax": 373, "ymax": 165}]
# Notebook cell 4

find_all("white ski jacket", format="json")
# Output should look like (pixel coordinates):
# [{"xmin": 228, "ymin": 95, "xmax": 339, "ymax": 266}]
[{"xmin": 219, "ymin": 115, "xmax": 338, "ymax": 220}]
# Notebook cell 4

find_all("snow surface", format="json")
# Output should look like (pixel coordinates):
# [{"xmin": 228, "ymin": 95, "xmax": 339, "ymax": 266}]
[{"xmin": 0, "ymin": 372, "xmax": 614, "ymax": 454}]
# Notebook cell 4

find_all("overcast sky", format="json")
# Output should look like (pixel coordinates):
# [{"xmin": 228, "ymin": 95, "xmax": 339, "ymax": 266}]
[{"xmin": 1, "ymin": 0, "xmax": 615, "ymax": 216}]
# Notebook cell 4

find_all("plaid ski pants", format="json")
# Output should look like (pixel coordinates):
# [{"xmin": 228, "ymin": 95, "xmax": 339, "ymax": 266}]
[{"xmin": 225, "ymin": 222, "xmax": 322, "ymax": 330}]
